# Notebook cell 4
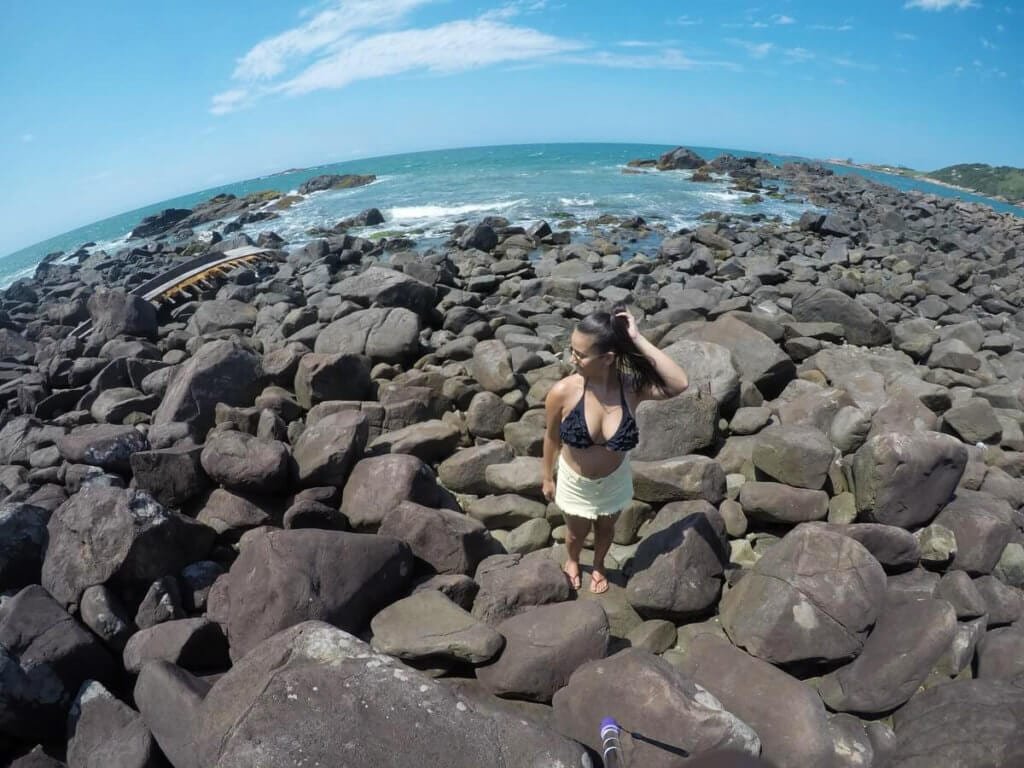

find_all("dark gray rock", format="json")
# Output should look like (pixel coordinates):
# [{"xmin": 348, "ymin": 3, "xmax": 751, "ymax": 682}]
[
  {"xmin": 0, "ymin": 502, "xmax": 49, "ymax": 592},
  {"xmin": 553, "ymin": 648, "xmax": 759, "ymax": 768},
  {"xmin": 476, "ymin": 600, "xmax": 609, "ymax": 702},
  {"xmin": 192, "ymin": 621, "xmax": 590, "ymax": 768},
  {"xmin": 720, "ymin": 525, "xmax": 886, "ymax": 664},
  {"xmin": 818, "ymin": 597, "xmax": 957, "ymax": 714},
  {"xmin": 625, "ymin": 501, "xmax": 728, "ymax": 621},
  {"xmin": 199, "ymin": 430, "xmax": 290, "ymax": 495},
  {"xmin": 220, "ymin": 528, "xmax": 413, "ymax": 659},
  {"xmin": 678, "ymin": 634, "xmax": 835, "ymax": 768},
  {"xmin": 66, "ymin": 681, "xmax": 162, "ymax": 768},
  {"xmin": 791, "ymin": 287, "xmax": 890, "ymax": 347},
  {"xmin": 471, "ymin": 553, "xmax": 572, "ymax": 625},
  {"xmin": 378, "ymin": 501, "xmax": 500, "ymax": 576},
  {"xmin": 42, "ymin": 487, "xmax": 214, "ymax": 608},
  {"xmin": 853, "ymin": 431, "xmax": 966, "ymax": 528},
  {"xmin": 152, "ymin": 340, "xmax": 263, "ymax": 439},
  {"xmin": 56, "ymin": 424, "xmax": 150, "ymax": 476},
  {"xmin": 87, "ymin": 289, "xmax": 158, "ymax": 341},
  {"xmin": 370, "ymin": 590, "xmax": 503, "ymax": 666}
]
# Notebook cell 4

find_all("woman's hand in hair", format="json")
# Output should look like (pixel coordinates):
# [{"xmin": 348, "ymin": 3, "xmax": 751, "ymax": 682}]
[{"xmin": 615, "ymin": 309, "xmax": 640, "ymax": 341}]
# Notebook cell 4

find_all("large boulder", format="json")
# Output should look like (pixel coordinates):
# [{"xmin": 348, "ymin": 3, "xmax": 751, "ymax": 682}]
[
  {"xmin": 152, "ymin": 340, "xmax": 263, "ymax": 439},
  {"xmin": 42, "ymin": 487, "xmax": 214, "ymax": 608},
  {"xmin": 219, "ymin": 528, "xmax": 413, "ymax": 659},
  {"xmin": 56, "ymin": 424, "xmax": 150, "ymax": 475},
  {"xmin": 0, "ymin": 502, "xmax": 50, "ymax": 592},
  {"xmin": 553, "ymin": 648, "xmax": 760, "ymax": 767},
  {"xmin": 200, "ymin": 431, "xmax": 290, "ymax": 495},
  {"xmin": 331, "ymin": 266, "xmax": 437, "ymax": 317},
  {"xmin": 314, "ymin": 307, "xmax": 421, "ymax": 365},
  {"xmin": 291, "ymin": 410, "xmax": 368, "ymax": 488},
  {"xmin": 751, "ymin": 424, "xmax": 833, "ymax": 490},
  {"xmin": 677, "ymin": 316, "xmax": 795, "ymax": 398},
  {"xmin": 66, "ymin": 681, "xmax": 162, "ymax": 768},
  {"xmin": 791, "ymin": 287, "xmax": 891, "ymax": 347},
  {"xmin": 129, "ymin": 446, "xmax": 210, "ymax": 508},
  {"xmin": 471, "ymin": 553, "xmax": 572, "ymax": 625},
  {"xmin": 886, "ymin": 679, "xmax": 1024, "ymax": 767},
  {"xmin": 133, "ymin": 662, "xmax": 210, "ymax": 768},
  {"xmin": 294, "ymin": 353, "xmax": 372, "ymax": 408},
  {"xmin": 657, "ymin": 146, "xmax": 706, "ymax": 170},
  {"xmin": 437, "ymin": 441, "xmax": 515, "ymax": 495},
  {"xmin": 632, "ymin": 390, "xmax": 719, "ymax": 460},
  {"xmin": 853, "ymin": 431, "xmax": 967, "ymax": 528},
  {"xmin": 340, "ymin": 454, "xmax": 454, "ymax": 531},
  {"xmin": 377, "ymin": 501, "xmax": 499, "ymax": 576},
  {"xmin": 660, "ymin": 340, "xmax": 740, "ymax": 407},
  {"xmin": 190, "ymin": 622, "xmax": 590, "ymax": 767},
  {"xmin": 678, "ymin": 634, "xmax": 836, "ymax": 768},
  {"xmin": 818, "ymin": 597, "xmax": 957, "ymax": 714},
  {"xmin": 720, "ymin": 525, "xmax": 887, "ymax": 664},
  {"xmin": 738, "ymin": 482, "xmax": 829, "ymax": 525},
  {"xmin": 476, "ymin": 600, "xmax": 609, "ymax": 702},
  {"xmin": 625, "ymin": 501, "xmax": 728, "ymax": 620},
  {"xmin": 632, "ymin": 456, "xmax": 726, "ymax": 504},
  {"xmin": 187, "ymin": 299, "xmax": 257, "ymax": 336},
  {"xmin": 369, "ymin": 591, "xmax": 504, "ymax": 666},
  {"xmin": 0, "ymin": 585, "xmax": 117, "ymax": 742},
  {"xmin": 934, "ymin": 490, "xmax": 1017, "ymax": 575},
  {"xmin": 87, "ymin": 289, "xmax": 158, "ymax": 341},
  {"xmin": 297, "ymin": 173, "xmax": 375, "ymax": 194},
  {"xmin": 471, "ymin": 340, "xmax": 516, "ymax": 393}
]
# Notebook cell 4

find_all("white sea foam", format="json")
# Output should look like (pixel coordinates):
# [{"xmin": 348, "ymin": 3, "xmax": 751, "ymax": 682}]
[
  {"xmin": 387, "ymin": 200, "xmax": 525, "ymax": 221},
  {"xmin": 558, "ymin": 197, "xmax": 595, "ymax": 207},
  {"xmin": 0, "ymin": 264, "xmax": 38, "ymax": 289}
]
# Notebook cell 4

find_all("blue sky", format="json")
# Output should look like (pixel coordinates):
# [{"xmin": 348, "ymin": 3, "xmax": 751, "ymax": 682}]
[{"xmin": 1, "ymin": 0, "xmax": 1021, "ymax": 257}]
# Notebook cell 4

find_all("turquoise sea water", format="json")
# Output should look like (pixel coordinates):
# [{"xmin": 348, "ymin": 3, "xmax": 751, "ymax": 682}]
[{"xmin": 2, "ymin": 142, "xmax": 1020, "ymax": 288}]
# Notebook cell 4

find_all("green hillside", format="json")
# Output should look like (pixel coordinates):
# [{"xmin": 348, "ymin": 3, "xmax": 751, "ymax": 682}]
[{"xmin": 928, "ymin": 163, "xmax": 1024, "ymax": 204}]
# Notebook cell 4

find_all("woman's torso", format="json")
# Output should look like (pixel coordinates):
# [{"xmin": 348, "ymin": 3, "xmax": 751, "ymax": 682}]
[{"xmin": 557, "ymin": 373, "xmax": 640, "ymax": 479}]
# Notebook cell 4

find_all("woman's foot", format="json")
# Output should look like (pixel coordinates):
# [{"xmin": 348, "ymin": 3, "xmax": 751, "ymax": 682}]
[
  {"xmin": 589, "ymin": 569, "xmax": 609, "ymax": 594},
  {"xmin": 563, "ymin": 560, "xmax": 582, "ymax": 590}
]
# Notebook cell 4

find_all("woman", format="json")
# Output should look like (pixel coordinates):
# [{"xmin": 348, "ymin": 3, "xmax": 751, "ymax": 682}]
[{"xmin": 542, "ymin": 303, "xmax": 689, "ymax": 594}]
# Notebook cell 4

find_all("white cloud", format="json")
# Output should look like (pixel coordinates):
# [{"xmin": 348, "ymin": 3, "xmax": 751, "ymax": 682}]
[
  {"xmin": 727, "ymin": 39, "xmax": 774, "ymax": 58},
  {"xmin": 981, "ymin": 37, "xmax": 997, "ymax": 48},
  {"xmin": 904, "ymin": 0, "xmax": 978, "ymax": 10},
  {"xmin": 997, "ymin": 23, "xmax": 1006, "ymax": 30},
  {"xmin": 564, "ymin": 48, "xmax": 739, "ymax": 72},
  {"xmin": 232, "ymin": 0, "xmax": 435, "ymax": 82},
  {"xmin": 954, "ymin": 65, "xmax": 964, "ymax": 74},
  {"xmin": 480, "ymin": 0, "xmax": 551, "ymax": 22},
  {"xmin": 895, "ymin": 32, "xmax": 918, "ymax": 40},
  {"xmin": 808, "ymin": 23, "xmax": 854, "ymax": 31},
  {"xmin": 213, "ymin": 2, "xmax": 582, "ymax": 113},
  {"xmin": 773, "ymin": 14, "xmax": 796, "ymax": 24},
  {"xmin": 785, "ymin": 47, "xmax": 815, "ymax": 61},
  {"xmin": 833, "ymin": 77, "xmax": 847, "ymax": 85},
  {"xmin": 275, "ymin": 19, "xmax": 581, "ymax": 95},
  {"xmin": 20, "ymin": 133, "xmax": 34, "ymax": 143},
  {"xmin": 616, "ymin": 40, "xmax": 677, "ymax": 48},
  {"xmin": 210, "ymin": 89, "xmax": 251, "ymax": 115},
  {"xmin": 670, "ymin": 15, "xmax": 702, "ymax": 26}
]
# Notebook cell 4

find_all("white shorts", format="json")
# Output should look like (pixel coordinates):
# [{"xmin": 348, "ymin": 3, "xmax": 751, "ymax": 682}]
[{"xmin": 554, "ymin": 454, "xmax": 633, "ymax": 520}]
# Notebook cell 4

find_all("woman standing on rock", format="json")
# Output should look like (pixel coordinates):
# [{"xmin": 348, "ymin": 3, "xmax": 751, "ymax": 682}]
[{"xmin": 542, "ymin": 303, "xmax": 689, "ymax": 594}]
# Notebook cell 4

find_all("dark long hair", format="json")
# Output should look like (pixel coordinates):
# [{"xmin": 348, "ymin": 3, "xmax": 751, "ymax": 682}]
[{"xmin": 576, "ymin": 302, "xmax": 667, "ymax": 395}]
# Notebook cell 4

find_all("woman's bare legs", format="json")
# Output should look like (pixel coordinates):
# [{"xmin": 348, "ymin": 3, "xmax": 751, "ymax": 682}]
[
  {"xmin": 590, "ymin": 514, "xmax": 618, "ymax": 594},
  {"xmin": 563, "ymin": 514, "xmax": 592, "ymax": 590}
]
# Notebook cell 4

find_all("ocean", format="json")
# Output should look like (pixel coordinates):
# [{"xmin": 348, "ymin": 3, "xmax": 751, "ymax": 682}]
[{"xmin": 2, "ymin": 142, "xmax": 1021, "ymax": 289}]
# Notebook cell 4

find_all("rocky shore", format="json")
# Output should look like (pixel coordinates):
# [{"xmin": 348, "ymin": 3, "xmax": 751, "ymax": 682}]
[{"xmin": 2, "ymin": 146, "xmax": 1024, "ymax": 767}]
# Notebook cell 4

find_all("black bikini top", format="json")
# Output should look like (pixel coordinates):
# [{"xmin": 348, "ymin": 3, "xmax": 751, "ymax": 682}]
[{"xmin": 559, "ymin": 376, "xmax": 639, "ymax": 452}]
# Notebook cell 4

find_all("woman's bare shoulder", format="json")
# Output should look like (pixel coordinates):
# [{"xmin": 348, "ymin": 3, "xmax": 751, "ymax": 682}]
[{"xmin": 546, "ymin": 374, "xmax": 582, "ymax": 407}]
